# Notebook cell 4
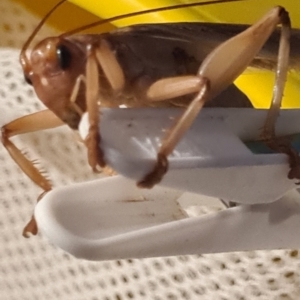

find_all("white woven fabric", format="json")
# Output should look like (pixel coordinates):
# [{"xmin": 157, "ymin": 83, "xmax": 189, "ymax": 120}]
[{"xmin": 0, "ymin": 1, "xmax": 300, "ymax": 299}]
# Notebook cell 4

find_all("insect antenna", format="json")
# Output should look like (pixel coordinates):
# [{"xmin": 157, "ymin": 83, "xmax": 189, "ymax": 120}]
[
  {"xmin": 61, "ymin": 0, "xmax": 246, "ymax": 37},
  {"xmin": 19, "ymin": 0, "xmax": 67, "ymax": 72}
]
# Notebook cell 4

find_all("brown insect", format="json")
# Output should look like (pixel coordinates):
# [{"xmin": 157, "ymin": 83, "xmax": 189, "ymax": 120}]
[{"xmin": 1, "ymin": 0, "xmax": 298, "ymax": 237}]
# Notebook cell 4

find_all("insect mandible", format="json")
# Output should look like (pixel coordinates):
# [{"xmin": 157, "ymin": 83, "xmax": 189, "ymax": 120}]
[{"xmin": 1, "ymin": 0, "xmax": 298, "ymax": 237}]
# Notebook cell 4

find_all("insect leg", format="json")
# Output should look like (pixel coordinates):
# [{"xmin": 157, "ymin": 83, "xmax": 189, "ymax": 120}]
[
  {"xmin": 84, "ymin": 41, "xmax": 125, "ymax": 172},
  {"xmin": 2, "ymin": 109, "xmax": 63, "ymax": 189},
  {"xmin": 256, "ymin": 9, "xmax": 299, "ymax": 181},
  {"xmin": 84, "ymin": 46, "xmax": 104, "ymax": 171},
  {"xmin": 139, "ymin": 77, "xmax": 209, "ymax": 188},
  {"xmin": 1, "ymin": 109, "xmax": 64, "ymax": 236},
  {"xmin": 69, "ymin": 74, "xmax": 85, "ymax": 116},
  {"xmin": 138, "ymin": 6, "xmax": 290, "ymax": 188},
  {"xmin": 147, "ymin": 76, "xmax": 204, "ymax": 101},
  {"xmin": 262, "ymin": 12, "xmax": 291, "ymax": 139},
  {"xmin": 95, "ymin": 40, "xmax": 125, "ymax": 91}
]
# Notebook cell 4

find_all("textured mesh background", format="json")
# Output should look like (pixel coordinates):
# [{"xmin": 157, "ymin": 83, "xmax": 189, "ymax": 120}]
[{"xmin": 1, "ymin": 0, "xmax": 300, "ymax": 299}]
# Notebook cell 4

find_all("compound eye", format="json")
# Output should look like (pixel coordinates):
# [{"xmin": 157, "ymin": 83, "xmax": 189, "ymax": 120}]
[
  {"xmin": 24, "ymin": 75, "xmax": 32, "ymax": 85},
  {"xmin": 56, "ymin": 44, "xmax": 71, "ymax": 70}
]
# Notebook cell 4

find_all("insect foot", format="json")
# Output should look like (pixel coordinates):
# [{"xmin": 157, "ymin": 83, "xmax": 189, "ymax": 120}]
[
  {"xmin": 286, "ymin": 148, "xmax": 300, "ymax": 185},
  {"xmin": 23, "ymin": 217, "xmax": 38, "ymax": 238},
  {"xmin": 137, "ymin": 153, "xmax": 169, "ymax": 188},
  {"xmin": 85, "ymin": 123, "xmax": 106, "ymax": 173},
  {"xmin": 265, "ymin": 137, "xmax": 300, "ymax": 185},
  {"xmin": 22, "ymin": 190, "xmax": 51, "ymax": 238}
]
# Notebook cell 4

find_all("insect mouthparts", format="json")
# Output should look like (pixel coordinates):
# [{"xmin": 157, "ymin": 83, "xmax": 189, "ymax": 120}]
[{"xmin": 24, "ymin": 74, "xmax": 33, "ymax": 85}]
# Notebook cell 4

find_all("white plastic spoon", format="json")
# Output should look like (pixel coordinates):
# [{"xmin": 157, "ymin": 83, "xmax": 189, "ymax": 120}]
[{"xmin": 35, "ymin": 176, "xmax": 300, "ymax": 261}]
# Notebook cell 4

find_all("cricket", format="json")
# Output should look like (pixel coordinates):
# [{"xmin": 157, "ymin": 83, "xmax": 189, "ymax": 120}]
[{"xmin": 1, "ymin": 0, "xmax": 299, "ymax": 237}]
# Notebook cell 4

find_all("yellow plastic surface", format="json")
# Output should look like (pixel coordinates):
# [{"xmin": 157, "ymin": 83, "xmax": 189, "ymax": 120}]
[
  {"xmin": 14, "ymin": 0, "xmax": 113, "ymax": 33},
  {"xmin": 69, "ymin": 0, "xmax": 300, "ymax": 26}
]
